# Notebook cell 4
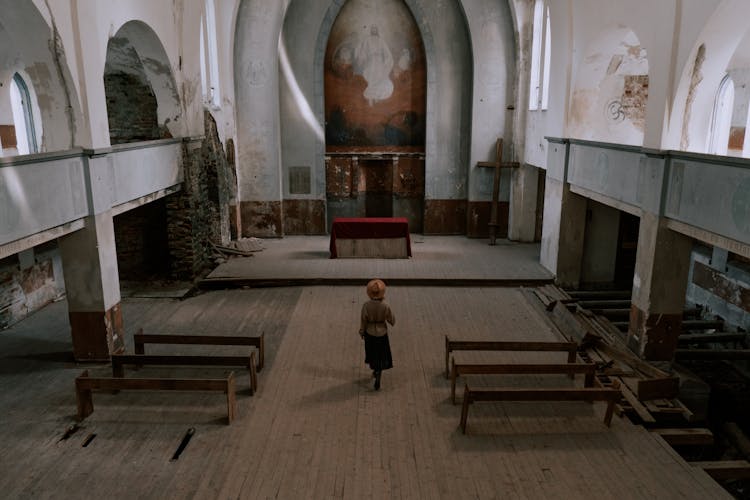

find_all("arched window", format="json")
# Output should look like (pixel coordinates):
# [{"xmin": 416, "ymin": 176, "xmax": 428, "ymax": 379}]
[
  {"xmin": 529, "ymin": 0, "xmax": 551, "ymax": 111},
  {"xmin": 708, "ymin": 74, "xmax": 734, "ymax": 155},
  {"xmin": 200, "ymin": 0, "xmax": 221, "ymax": 107},
  {"xmin": 10, "ymin": 73, "xmax": 38, "ymax": 154}
]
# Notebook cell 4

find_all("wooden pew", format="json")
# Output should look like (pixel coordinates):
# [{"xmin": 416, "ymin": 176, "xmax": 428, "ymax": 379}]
[
  {"xmin": 75, "ymin": 370, "xmax": 237, "ymax": 425},
  {"xmin": 112, "ymin": 351, "xmax": 257, "ymax": 395},
  {"xmin": 459, "ymin": 380, "xmax": 621, "ymax": 434},
  {"xmin": 134, "ymin": 328, "xmax": 265, "ymax": 371},
  {"xmin": 444, "ymin": 335, "xmax": 578, "ymax": 378},
  {"xmin": 449, "ymin": 359, "xmax": 597, "ymax": 404}
]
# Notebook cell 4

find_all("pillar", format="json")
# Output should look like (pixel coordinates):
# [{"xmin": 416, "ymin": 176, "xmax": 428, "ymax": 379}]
[
  {"xmin": 58, "ymin": 212, "xmax": 123, "ymax": 361},
  {"xmin": 508, "ymin": 163, "xmax": 540, "ymax": 242},
  {"xmin": 628, "ymin": 212, "xmax": 693, "ymax": 361},
  {"xmin": 540, "ymin": 139, "xmax": 587, "ymax": 288}
]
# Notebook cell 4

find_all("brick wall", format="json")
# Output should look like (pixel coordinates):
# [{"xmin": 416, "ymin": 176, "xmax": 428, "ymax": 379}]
[
  {"xmin": 104, "ymin": 72, "xmax": 161, "ymax": 144},
  {"xmin": 114, "ymin": 200, "xmax": 170, "ymax": 280},
  {"xmin": 0, "ymin": 244, "xmax": 64, "ymax": 329},
  {"xmin": 165, "ymin": 111, "xmax": 232, "ymax": 280}
]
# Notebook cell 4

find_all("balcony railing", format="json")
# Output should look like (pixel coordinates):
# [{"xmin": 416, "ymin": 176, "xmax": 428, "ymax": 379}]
[{"xmin": 0, "ymin": 138, "xmax": 183, "ymax": 253}]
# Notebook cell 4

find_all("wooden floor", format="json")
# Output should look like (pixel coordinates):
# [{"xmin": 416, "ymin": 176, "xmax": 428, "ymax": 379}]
[
  {"xmin": 203, "ymin": 235, "xmax": 553, "ymax": 286},
  {"xmin": 0, "ymin": 238, "xmax": 731, "ymax": 499}
]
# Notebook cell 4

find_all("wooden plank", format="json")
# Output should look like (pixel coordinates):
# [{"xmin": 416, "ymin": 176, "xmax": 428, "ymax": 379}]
[
  {"xmin": 692, "ymin": 260, "xmax": 750, "ymax": 312},
  {"xmin": 445, "ymin": 334, "xmax": 577, "ymax": 378},
  {"xmin": 134, "ymin": 329, "xmax": 265, "ymax": 371},
  {"xmin": 549, "ymin": 301, "xmax": 594, "ymax": 343},
  {"xmin": 691, "ymin": 460, "xmax": 750, "ymax": 481},
  {"xmin": 618, "ymin": 382, "xmax": 656, "ymax": 424},
  {"xmin": 651, "ymin": 428, "xmax": 714, "ymax": 446},
  {"xmin": 450, "ymin": 361, "xmax": 597, "ymax": 403},
  {"xmin": 678, "ymin": 332, "xmax": 746, "ymax": 345},
  {"xmin": 111, "ymin": 351, "xmax": 257, "ymax": 394},
  {"xmin": 566, "ymin": 290, "xmax": 632, "ymax": 300},
  {"xmin": 675, "ymin": 349, "xmax": 750, "ymax": 360},
  {"xmin": 636, "ymin": 377, "xmax": 681, "ymax": 401},
  {"xmin": 578, "ymin": 300, "xmax": 632, "ymax": 309}
]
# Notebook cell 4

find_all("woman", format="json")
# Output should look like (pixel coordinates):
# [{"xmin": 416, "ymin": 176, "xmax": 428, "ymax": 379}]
[{"xmin": 359, "ymin": 279, "xmax": 395, "ymax": 390}]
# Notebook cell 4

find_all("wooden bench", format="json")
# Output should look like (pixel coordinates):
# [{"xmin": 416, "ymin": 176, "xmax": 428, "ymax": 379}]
[
  {"xmin": 444, "ymin": 335, "xmax": 578, "ymax": 378},
  {"xmin": 459, "ymin": 380, "xmax": 621, "ymax": 433},
  {"xmin": 134, "ymin": 329, "xmax": 264, "ymax": 371},
  {"xmin": 112, "ymin": 351, "xmax": 257, "ymax": 395},
  {"xmin": 75, "ymin": 370, "xmax": 238, "ymax": 425},
  {"xmin": 450, "ymin": 359, "xmax": 597, "ymax": 404}
]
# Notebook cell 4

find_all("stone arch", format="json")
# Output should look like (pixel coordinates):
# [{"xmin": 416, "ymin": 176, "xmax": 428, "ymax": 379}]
[
  {"xmin": 310, "ymin": 0, "xmax": 470, "ymax": 234},
  {"xmin": 668, "ymin": 0, "xmax": 750, "ymax": 152},
  {"xmin": 105, "ymin": 20, "xmax": 182, "ymax": 143},
  {"xmin": 568, "ymin": 25, "xmax": 649, "ymax": 146},
  {"xmin": 0, "ymin": 0, "xmax": 83, "ymax": 152}
]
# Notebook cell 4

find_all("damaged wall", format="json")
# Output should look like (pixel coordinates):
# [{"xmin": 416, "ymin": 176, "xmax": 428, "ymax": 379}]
[
  {"xmin": 687, "ymin": 245, "xmax": 750, "ymax": 331},
  {"xmin": 165, "ymin": 111, "xmax": 232, "ymax": 280},
  {"xmin": 260, "ymin": 0, "xmax": 476, "ymax": 236},
  {"xmin": 0, "ymin": 243, "xmax": 65, "ymax": 329}
]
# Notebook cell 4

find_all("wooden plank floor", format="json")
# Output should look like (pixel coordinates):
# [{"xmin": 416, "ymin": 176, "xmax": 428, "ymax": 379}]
[
  {"xmin": 204, "ymin": 235, "xmax": 553, "ymax": 284},
  {"xmin": 0, "ymin": 286, "xmax": 730, "ymax": 499}
]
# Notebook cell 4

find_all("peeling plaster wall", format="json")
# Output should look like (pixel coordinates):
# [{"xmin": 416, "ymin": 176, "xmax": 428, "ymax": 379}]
[
  {"xmin": 0, "ymin": 0, "xmax": 83, "ymax": 152},
  {"xmin": 34, "ymin": 0, "xmax": 197, "ymax": 148},
  {"xmin": 233, "ymin": 0, "xmax": 284, "ymax": 206},
  {"xmin": 462, "ymin": 0, "xmax": 515, "ymax": 203},
  {"xmin": 238, "ymin": 0, "xmax": 474, "ymax": 235},
  {"xmin": 524, "ymin": 0, "xmax": 726, "ymax": 167},
  {"xmin": 663, "ymin": 0, "xmax": 744, "ymax": 151}
]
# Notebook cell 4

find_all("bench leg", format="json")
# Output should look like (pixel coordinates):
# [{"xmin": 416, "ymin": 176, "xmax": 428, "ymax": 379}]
[
  {"xmin": 226, "ymin": 374, "xmax": 237, "ymax": 425},
  {"xmin": 567, "ymin": 350, "xmax": 577, "ymax": 379},
  {"xmin": 257, "ymin": 334, "xmax": 264, "ymax": 372},
  {"xmin": 603, "ymin": 399, "xmax": 615, "ymax": 427},
  {"xmin": 444, "ymin": 336, "xmax": 450, "ymax": 379},
  {"xmin": 75, "ymin": 379, "xmax": 94, "ymax": 421},
  {"xmin": 460, "ymin": 385, "xmax": 471, "ymax": 434},
  {"xmin": 112, "ymin": 362, "xmax": 124, "ymax": 378},
  {"xmin": 248, "ymin": 351, "xmax": 258, "ymax": 395},
  {"xmin": 450, "ymin": 361, "xmax": 458, "ymax": 405}
]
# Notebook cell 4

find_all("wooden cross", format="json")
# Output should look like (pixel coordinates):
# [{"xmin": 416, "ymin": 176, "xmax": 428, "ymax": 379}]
[{"xmin": 477, "ymin": 139, "xmax": 519, "ymax": 245}]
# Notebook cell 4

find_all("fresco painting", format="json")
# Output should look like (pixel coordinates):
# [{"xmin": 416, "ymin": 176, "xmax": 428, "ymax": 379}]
[{"xmin": 325, "ymin": 0, "xmax": 426, "ymax": 152}]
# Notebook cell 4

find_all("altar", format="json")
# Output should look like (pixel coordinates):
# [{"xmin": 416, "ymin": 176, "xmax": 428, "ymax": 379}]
[{"xmin": 329, "ymin": 217, "xmax": 412, "ymax": 259}]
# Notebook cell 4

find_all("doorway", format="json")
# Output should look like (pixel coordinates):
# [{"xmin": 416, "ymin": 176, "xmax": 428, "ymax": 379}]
[{"xmin": 362, "ymin": 159, "xmax": 393, "ymax": 217}]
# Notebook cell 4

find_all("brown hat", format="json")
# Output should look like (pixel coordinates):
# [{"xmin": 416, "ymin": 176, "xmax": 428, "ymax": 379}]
[{"xmin": 366, "ymin": 279, "xmax": 386, "ymax": 299}]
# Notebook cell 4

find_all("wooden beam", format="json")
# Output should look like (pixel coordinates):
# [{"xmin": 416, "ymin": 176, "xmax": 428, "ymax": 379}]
[
  {"xmin": 691, "ymin": 460, "xmax": 750, "ymax": 481},
  {"xmin": 675, "ymin": 349, "xmax": 750, "ymax": 360},
  {"xmin": 651, "ymin": 428, "xmax": 714, "ymax": 446},
  {"xmin": 475, "ymin": 139, "xmax": 520, "ymax": 245},
  {"xmin": 678, "ymin": 332, "xmax": 746, "ymax": 345}
]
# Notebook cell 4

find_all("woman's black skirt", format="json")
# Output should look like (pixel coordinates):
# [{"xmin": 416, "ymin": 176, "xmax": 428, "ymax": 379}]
[{"xmin": 364, "ymin": 333, "xmax": 393, "ymax": 372}]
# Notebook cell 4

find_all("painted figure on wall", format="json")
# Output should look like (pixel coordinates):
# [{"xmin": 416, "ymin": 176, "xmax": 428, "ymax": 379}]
[
  {"xmin": 325, "ymin": 0, "xmax": 426, "ymax": 152},
  {"xmin": 355, "ymin": 25, "xmax": 394, "ymax": 105}
]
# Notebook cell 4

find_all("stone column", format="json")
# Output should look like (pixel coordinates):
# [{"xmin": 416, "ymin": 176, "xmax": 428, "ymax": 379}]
[
  {"xmin": 628, "ymin": 212, "xmax": 693, "ymax": 361},
  {"xmin": 540, "ymin": 139, "xmax": 587, "ymax": 288},
  {"xmin": 58, "ymin": 211, "xmax": 124, "ymax": 361},
  {"xmin": 508, "ymin": 163, "xmax": 540, "ymax": 242}
]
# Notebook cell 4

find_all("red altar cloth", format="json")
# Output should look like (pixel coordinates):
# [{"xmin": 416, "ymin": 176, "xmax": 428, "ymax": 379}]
[{"xmin": 329, "ymin": 217, "xmax": 412, "ymax": 258}]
